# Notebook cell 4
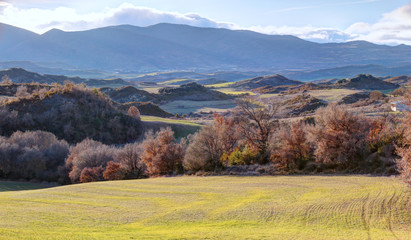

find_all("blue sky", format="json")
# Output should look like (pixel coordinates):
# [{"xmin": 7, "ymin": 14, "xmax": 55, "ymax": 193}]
[{"xmin": 1, "ymin": 0, "xmax": 411, "ymax": 45}]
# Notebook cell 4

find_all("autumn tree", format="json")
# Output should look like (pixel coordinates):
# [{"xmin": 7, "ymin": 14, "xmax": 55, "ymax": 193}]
[
  {"xmin": 396, "ymin": 91, "xmax": 411, "ymax": 186},
  {"xmin": 184, "ymin": 114, "xmax": 239, "ymax": 171},
  {"xmin": 141, "ymin": 128, "xmax": 185, "ymax": 176},
  {"xmin": 309, "ymin": 103, "xmax": 368, "ymax": 166},
  {"xmin": 271, "ymin": 122, "xmax": 311, "ymax": 172},
  {"xmin": 117, "ymin": 143, "xmax": 145, "ymax": 178},
  {"xmin": 128, "ymin": 106, "xmax": 141, "ymax": 121},
  {"xmin": 236, "ymin": 98, "xmax": 279, "ymax": 164}
]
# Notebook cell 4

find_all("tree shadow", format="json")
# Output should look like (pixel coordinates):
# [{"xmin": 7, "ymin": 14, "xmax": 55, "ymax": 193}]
[{"xmin": 0, "ymin": 181, "xmax": 58, "ymax": 192}]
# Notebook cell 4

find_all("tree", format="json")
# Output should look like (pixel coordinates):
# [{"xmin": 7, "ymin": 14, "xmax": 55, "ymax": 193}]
[
  {"xmin": 184, "ymin": 114, "xmax": 239, "ymax": 172},
  {"xmin": 309, "ymin": 103, "xmax": 368, "ymax": 166},
  {"xmin": 396, "ymin": 91, "xmax": 411, "ymax": 186},
  {"xmin": 117, "ymin": 143, "xmax": 145, "ymax": 178},
  {"xmin": 141, "ymin": 128, "xmax": 185, "ymax": 176},
  {"xmin": 128, "ymin": 106, "xmax": 141, "ymax": 121},
  {"xmin": 236, "ymin": 98, "xmax": 279, "ymax": 164},
  {"xmin": 271, "ymin": 122, "xmax": 311, "ymax": 172},
  {"xmin": 103, "ymin": 161, "xmax": 125, "ymax": 180}
]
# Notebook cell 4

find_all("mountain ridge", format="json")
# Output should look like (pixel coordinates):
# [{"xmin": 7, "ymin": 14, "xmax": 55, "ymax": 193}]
[{"xmin": 2, "ymin": 23, "xmax": 411, "ymax": 72}]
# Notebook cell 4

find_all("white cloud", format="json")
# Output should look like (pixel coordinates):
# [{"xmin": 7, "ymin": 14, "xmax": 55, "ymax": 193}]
[
  {"xmin": 248, "ymin": 25, "xmax": 353, "ymax": 43},
  {"xmin": 0, "ymin": 2, "xmax": 236, "ymax": 33},
  {"xmin": 0, "ymin": 2, "xmax": 410, "ymax": 45},
  {"xmin": 346, "ymin": 3, "xmax": 411, "ymax": 45}
]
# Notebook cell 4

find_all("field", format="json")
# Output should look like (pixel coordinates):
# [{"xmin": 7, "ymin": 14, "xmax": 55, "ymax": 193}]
[
  {"xmin": 160, "ymin": 100, "xmax": 237, "ymax": 114},
  {"xmin": 0, "ymin": 176, "xmax": 409, "ymax": 239}
]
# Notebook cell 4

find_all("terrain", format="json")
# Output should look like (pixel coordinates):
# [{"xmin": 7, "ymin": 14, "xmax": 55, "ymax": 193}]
[
  {"xmin": 0, "ymin": 176, "xmax": 409, "ymax": 240},
  {"xmin": 2, "ymin": 23, "xmax": 411, "ymax": 73}
]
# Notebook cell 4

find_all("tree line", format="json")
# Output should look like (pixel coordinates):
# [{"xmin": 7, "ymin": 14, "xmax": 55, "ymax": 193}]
[{"xmin": 0, "ymin": 93, "xmax": 410, "ymax": 186}]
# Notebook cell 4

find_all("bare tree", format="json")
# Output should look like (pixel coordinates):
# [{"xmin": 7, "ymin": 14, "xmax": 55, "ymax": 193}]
[{"xmin": 236, "ymin": 98, "xmax": 279, "ymax": 164}]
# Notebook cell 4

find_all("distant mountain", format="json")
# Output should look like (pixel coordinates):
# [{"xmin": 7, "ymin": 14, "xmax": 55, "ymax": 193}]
[
  {"xmin": 1, "ymin": 23, "xmax": 411, "ymax": 73},
  {"xmin": 332, "ymin": 74, "xmax": 399, "ymax": 90},
  {"xmin": 282, "ymin": 64, "xmax": 411, "ymax": 81},
  {"xmin": 232, "ymin": 74, "xmax": 302, "ymax": 90}
]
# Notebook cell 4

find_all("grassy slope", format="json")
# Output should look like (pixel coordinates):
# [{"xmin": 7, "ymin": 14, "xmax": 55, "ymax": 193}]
[{"xmin": 0, "ymin": 176, "xmax": 409, "ymax": 240}]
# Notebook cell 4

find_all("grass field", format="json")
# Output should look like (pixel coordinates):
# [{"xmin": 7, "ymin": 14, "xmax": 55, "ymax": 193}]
[
  {"xmin": 309, "ymin": 89, "xmax": 362, "ymax": 102},
  {"xmin": 141, "ymin": 115, "xmax": 202, "ymax": 127},
  {"xmin": 0, "ymin": 176, "xmax": 409, "ymax": 240},
  {"xmin": 160, "ymin": 100, "xmax": 236, "ymax": 114}
]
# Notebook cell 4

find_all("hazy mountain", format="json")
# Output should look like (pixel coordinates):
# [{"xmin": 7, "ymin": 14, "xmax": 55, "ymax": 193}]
[
  {"xmin": 1, "ymin": 23, "xmax": 411, "ymax": 73},
  {"xmin": 282, "ymin": 64, "xmax": 411, "ymax": 81}
]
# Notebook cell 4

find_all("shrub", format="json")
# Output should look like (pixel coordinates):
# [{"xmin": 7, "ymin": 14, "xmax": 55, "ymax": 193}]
[
  {"xmin": 224, "ymin": 145, "xmax": 258, "ymax": 166},
  {"xmin": 141, "ymin": 128, "xmax": 185, "ymax": 176}
]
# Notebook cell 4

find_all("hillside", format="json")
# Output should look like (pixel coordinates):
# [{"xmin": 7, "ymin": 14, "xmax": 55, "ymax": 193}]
[
  {"xmin": 0, "ymin": 84, "xmax": 142, "ymax": 144},
  {"xmin": 158, "ymin": 82, "xmax": 234, "ymax": 102},
  {"xmin": 100, "ymin": 86, "xmax": 159, "ymax": 103},
  {"xmin": 232, "ymin": 74, "xmax": 302, "ymax": 90},
  {"xmin": 384, "ymin": 75, "xmax": 411, "ymax": 86},
  {"xmin": 0, "ymin": 176, "xmax": 409, "ymax": 239},
  {"xmin": 1, "ymin": 23, "xmax": 411, "ymax": 72},
  {"xmin": 0, "ymin": 68, "xmax": 130, "ymax": 86},
  {"xmin": 333, "ymin": 74, "xmax": 399, "ymax": 90},
  {"xmin": 120, "ymin": 102, "xmax": 173, "ymax": 118}
]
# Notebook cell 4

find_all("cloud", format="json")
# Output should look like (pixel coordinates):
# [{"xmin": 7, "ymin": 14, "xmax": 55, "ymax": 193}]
[
  {"xmin": 346, "ymin": 3, "xmax": 411, "ymax": 45},
  {"xmin": 0, "ymin": 2, "xmax": 236, "ymax": 33},
  {"xmin": 248, "ymin": 25, "xmax": 353, "ymax": 43}
]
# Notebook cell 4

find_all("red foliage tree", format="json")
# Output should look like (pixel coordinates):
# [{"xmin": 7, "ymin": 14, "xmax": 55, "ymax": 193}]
[{"xmin": 103, "ymin": 161, "xmax": 124, "ymax": 180}]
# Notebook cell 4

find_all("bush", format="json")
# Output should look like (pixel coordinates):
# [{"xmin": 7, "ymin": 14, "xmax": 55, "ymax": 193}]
[
  {"xmin": 224, "ymin": 145, "xmax": 258, "ymax": 166},
  {"xmin": 141, "ymin": 128, "xmax": 185, "ymax": 176}
]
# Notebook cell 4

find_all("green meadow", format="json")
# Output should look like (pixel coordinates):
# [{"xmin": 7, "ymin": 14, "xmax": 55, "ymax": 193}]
[{"xmin": 0, "ymin": 176, "xmax": 409, "ymax": 239}]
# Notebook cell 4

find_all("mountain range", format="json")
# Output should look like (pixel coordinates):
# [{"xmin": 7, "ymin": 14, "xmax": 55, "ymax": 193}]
[{"xmin": 1, "ymin": 23, "xmax": 411, "ymax": 73}]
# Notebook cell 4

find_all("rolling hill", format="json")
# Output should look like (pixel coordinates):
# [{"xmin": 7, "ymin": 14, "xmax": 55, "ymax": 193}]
[
  {"xmin": 0, "ymin": 68, "xmax": 130, "ymax": 86},
  {"xmin": 1, "ymin": 23, "xmax": 411, "ymax": 72},
  {"xmin": 332, "ymin": 74, "xmax": 399, "ymax": 90},
  {"xmin": 232, "ymin": 74, "xmax": 302, "ymax": 90}
]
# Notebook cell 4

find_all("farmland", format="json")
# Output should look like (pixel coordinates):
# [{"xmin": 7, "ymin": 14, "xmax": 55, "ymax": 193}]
[{"xmin": 0, "ymin": 176, "xmax": 409, "ymax": 239}]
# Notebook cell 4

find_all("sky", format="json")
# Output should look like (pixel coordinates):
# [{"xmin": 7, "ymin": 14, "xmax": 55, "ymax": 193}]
[{"xmin": 0, "ymin": 0, "xmax": 410, "ymax": 45}]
